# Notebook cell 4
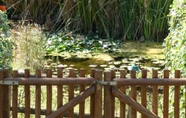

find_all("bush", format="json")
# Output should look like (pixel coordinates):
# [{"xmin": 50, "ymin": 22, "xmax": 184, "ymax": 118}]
[
  {"xmin": 164, "ymin": 1, "xmax": 186, "ymax": 117},
  {"xmin": 164, "ymin": 0, "xmax": 186, "ymax": 75},
  {"xmin": 0, "ymin": 10, "xmax": 13, "ymax": 69}
]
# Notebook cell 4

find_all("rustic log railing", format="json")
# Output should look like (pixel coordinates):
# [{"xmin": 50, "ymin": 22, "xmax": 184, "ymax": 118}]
[{"xmin": 0, "ymin": 69, "xmax": 185, "ymax": 118}]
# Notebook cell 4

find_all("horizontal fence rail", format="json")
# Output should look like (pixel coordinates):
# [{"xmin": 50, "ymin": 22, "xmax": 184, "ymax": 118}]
[
  {"xmin": 5, "ymin": 77, "xmax": 95, "ymax": 85},
  {"xmin": 0, "ymin": 68, "xmax": 185, "ymax": 118}
]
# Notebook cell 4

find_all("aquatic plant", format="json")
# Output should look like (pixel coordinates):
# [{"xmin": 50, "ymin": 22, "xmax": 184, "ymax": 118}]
[{"xmin": 45, "ymin": 32, "xmax": 123, "ymax": 59}]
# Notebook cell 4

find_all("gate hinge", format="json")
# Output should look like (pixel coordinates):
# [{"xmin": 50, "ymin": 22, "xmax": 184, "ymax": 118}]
[
  {"xmin": 95, "ymin": 80, "xmax": 117, "ymax": 86},
  {"xmin": 0, "ymin": 80, "xmax": 18, "ymax": 85}
]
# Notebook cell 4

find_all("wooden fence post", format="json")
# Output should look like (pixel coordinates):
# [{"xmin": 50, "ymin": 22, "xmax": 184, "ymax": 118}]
[
  {"xmin": 68, "ymin": 68, "xmax": 75, "ymax": 118},
  {"xmin": 152, "ymin": 70, "xmax": 158, "ymax": 115},
  {"xmin": 57, "ymin": 69, "xmax": 63, "ymax": 110},
  {"xmin": 3, "ymin": 69, "xmax": 10, "ymax": 118},
  {"xmin": 163, "ymin": 70, "xmax": 169, "ymax": 118},
  {"xmin": 104, "ymin": 70, "xmax": 112, "ymax": 118},
  {"xmin": 90, "ymin": 68, "xmax": 95, "ymax": 118},
  {"xmin": 12, "ymin": 70, "xmax": 18, "ymax": 118},
  {"xmin": 24, "ymin": 69, "xmax": 30, "ymax": 118},
  {"xmin": 35, "ymin": 69, "xmax": 41, "ymax": 118},
  {"xmin": 0, "ymin": 70, "xmax": 3, "ymax": 118},
  {"xmin": 94, "ymin": 69, "xmax": 102, "ymax": 118},
  {"xmin": 130, "ymin": 70, "xmax": 137, "ymax": 118},
  {"xmin": 46, "ymin": 69, "xmax": 52, "ymax": 116},
  {"xmin": 111, "ymin": 69, "xmax": 115, "ymax": 118},
  {"xmin": 79, "ymin": 68, "xmax": 86, "ymax": 118},
  {"xmin": 141, "ymin": 70, "xmax": 147, "ymax": 118},
  {"xmin": 174, "ymin": 70, "xmax": 180, "ymax": 118},
  {"xmin": 120, "ymin": 69, "xmax": 127, "ymax": 118}
]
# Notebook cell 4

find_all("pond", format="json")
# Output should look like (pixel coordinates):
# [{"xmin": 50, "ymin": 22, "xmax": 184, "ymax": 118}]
[{"xmin": 45, "ymin": 55, "xmax": 165, "ymax": 76}]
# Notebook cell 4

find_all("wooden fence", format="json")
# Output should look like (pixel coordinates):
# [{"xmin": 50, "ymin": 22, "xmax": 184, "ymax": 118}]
[{"xmin": 0, "ymin": 68, "xmax": 186, "ymax": 118}]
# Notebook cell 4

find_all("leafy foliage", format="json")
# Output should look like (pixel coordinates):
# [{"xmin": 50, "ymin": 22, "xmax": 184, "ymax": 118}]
[
  {"xmin": 0, "ymin": 11, "xmax": 13, "ymax": 69},
  {"xmin": 164, "ymin": 0, "xmax": 186, "ymax": 117},
  {"xmin": 45, "ymin": 32, "xmax": 123, "ymax": 57},
  {"xmin": 164, "ymin": 0, "xmax": 186, "ymax": 75}
]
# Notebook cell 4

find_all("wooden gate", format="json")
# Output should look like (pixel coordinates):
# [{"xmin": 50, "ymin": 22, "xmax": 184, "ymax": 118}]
[{"xmin": 0, "ymin": 68, "xmax": 185, "ymax": 118}]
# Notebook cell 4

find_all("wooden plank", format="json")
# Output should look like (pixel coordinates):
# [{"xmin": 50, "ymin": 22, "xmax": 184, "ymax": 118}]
[
  {"xmin": 35, "ymin": 85, "xmax": 41, "ymax": 118},
  {"xmin": 13, "ymin": 85, "xmax": 18, "ymax": 118},
  {"xmin": 12, "ymin": 70, "xmax": 19, "ymax": 78},
  {"xmin": 68, "ymin": 69, "xmax": 75, "ymax": 118},
  {"xmin": 0, "ymin": 70, "xmax": 3, "ymax": 118},
  {"xmin": 57, "ymin": 69, "xmax": 63, "ymax": 110},
  {"xmin": 174, "ymin": 70, "xmax": 180, "ymax": 118},
  {"xmin": 57, "ymin": 84, "xmax": 62, "ymax": 108},
  {"xmin": 104, "ymin": 71, "xmax": 112, "ymax": 118},
  {"xmin": 3, "ymin": 70, "xmax": 10, "ymax": 118},
  {"xmin": 35, "ymin": 69, "xmax": 42, "ymax": 118},
  {"xmin": 90, "ymin": 69, "xmax": 95, "ymax": 118},
  {"xmin": 36, "ymin": 69, "xmax": 42, "ymax": 78},
  {"xmin": 112, "ymin": 87, "xmax": 159, "ymax": 118},
  {"xmin": 5, "ymin": 77, "xmax": 95, "ymax": 85},
  {"xmin": 130, "ymin": 70, "xmax": 137, "ymax": 118},
  {"xmin": 115, "ymin": 78, "xmax": 186, "ymax": 85},
  {"xmin": 46, "ymin": 69, "xmax": 52, "ymax": 116},
  {"xmin": 111, "ymin": 70, "xmax": 115, "ymax": 118},
  {"xmin": 46, "ymin": 86, "xmax": 95, "ymax": 118},
  {"xmin": 24, "ymin": 69, "xmax": 30, "ymax": 78},
  {"xmin": 25, "ymin": 85, "xmax": 30, "ymax": 118},
  {"xmin": 24, "ymin": 69, "xmax": 31, "ymax": 118},
  {"xmin": 94, "ymin": 69, "xmax": 102, "ymax": 118},
  {"xmin": 163, "ymin": 70, "xmax": 169, "ymax": 118},
  {"xmin": 120, "ymin": 69, "xmax": 126, "ymax": 118},
  {"xmin": 79, "ymin": 68, "xmax": 86, "ymax": 118},
  {"xmin": 12, "ymin": 70, "xmax": 18, "ymax": 118},
  {"xmin": 46, "ymin": 85, "xmax": 52, "ymax": 116},
  {"xmin": 152, "ymin": 70, "xmax": 158, "ymax": 115},
  {"xmin": 141, "ymin": 70, "xmax": 147, "ymax": 118},
  {"xmin": 57, "ymin": 69, "xmax": 63, "ymax": 78}
]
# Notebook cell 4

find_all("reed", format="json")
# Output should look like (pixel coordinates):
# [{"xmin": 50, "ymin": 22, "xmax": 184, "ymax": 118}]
[{"xmin": 6, "ymin": 0, "xmax": 173, "ymax": 41}]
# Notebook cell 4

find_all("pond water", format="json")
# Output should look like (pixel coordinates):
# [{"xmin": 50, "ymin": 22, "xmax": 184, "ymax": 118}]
[{"xmin": 46, "ymin": 56, "xmax": 165, "ymax": 75}]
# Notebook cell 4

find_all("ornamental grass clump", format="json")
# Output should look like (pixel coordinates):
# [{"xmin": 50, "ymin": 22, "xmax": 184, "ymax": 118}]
[{"xmin": 11, "ymin": 24, "xmax": 46, "ymax": 72}]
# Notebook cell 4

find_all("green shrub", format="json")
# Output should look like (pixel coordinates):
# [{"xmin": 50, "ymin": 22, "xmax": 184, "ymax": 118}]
[
  {"xmin": 164, "ymin": 1, "xmax": 186, "ymax": 117},
  {"xmin": 0, "ymin": 11, "xmax": 13, "ymax": 69},
  {"xmin": 164, "ymin": 0, "xmax": 186, "ymax": 75}
]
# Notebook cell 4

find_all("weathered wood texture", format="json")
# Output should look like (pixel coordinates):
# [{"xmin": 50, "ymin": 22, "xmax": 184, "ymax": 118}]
[
  {"xmin": 104, "ymin": 71, "xmax": 112, "ymax": 118},
  {"xmin": 1, "ymin": 69, "xmax": 185, "ymax": 118},
  {"xmin": 0, "ymin": 70, "xmax": 4, "ymax": 118},
  {"xmin": 94, "ymin": 69, "xmax": 102, "ymax": 118}
]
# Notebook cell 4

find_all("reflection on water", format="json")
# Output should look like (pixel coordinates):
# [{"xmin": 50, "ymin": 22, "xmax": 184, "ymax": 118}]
[{"xmin": 46, "ymin": 56, "xmax": 165, "ymax": 74}]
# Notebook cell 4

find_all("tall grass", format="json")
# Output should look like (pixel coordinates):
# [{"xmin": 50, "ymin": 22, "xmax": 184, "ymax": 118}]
[
  {"xmin": 7, "ymin": 0, "xmax": 173, "ymax": 41},
  {"xmin": 11, "ymin": 24, "xmax": 46, "ymax": 72}
]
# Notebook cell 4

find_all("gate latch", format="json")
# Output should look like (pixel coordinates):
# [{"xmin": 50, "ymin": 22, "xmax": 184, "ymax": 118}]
[
  {"xmin": 95, "ymin": 80, "xmax": 117, "ymax": 86},
  {"xmin": 0, "ymin": 80, "xmax": 18, "ymax": 85}
]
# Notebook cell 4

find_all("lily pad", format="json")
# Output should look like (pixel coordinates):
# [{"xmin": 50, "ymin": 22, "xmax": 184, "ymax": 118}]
[
  {"xmin": 89, "ymin": 65, "xmax": 97, "ymax": 68},
  {"xmin": 100, "ymin": 65, "xmax": 108, "ymax": 68}
]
